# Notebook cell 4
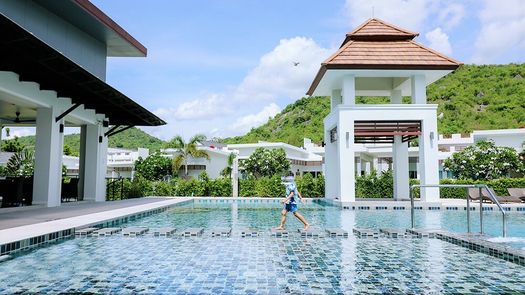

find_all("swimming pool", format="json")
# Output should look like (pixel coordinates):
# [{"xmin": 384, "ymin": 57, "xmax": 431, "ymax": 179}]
[{"xmin": 1, "ymin": 201, "xmax": 524, "ymax": 294}]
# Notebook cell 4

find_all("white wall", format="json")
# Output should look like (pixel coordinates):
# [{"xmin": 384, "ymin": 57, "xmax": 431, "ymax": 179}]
[{"xmin": 0, "ymin": 0, "xmax": 107, "ymax": 80}]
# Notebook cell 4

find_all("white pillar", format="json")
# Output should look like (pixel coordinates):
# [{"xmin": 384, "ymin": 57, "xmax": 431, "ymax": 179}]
[
  {"xmin": 390, "ymin": 89, "xmax": 402, "ymax": 104},
  {"xmin": 342, "ymin": 75, "xmax": 355, "ymax": 105},
  {"xmin": 419, "ymin": 117, "xmax": 440, "ymax": 202},
  {"xmin": 84, "ymin": 123, "xmax": 107, "ymax": 202},
  {"xmin": 356, "ymin": 157, "xmax": 362, "ymax": 176},
  {"xmin": 364, "ymin": 161, "xmax": 371, "ymax": 175},
  {"xmin": 232, "ymin": 156, "xmax": 239, "ymax": 197},
  {"xmin": 393, "ymin": 136, "xmax": 409, "ymax": 200},
  {"xmin": 331, "ymin": 89, "xmax": 342, "ymax": 110},
  {"xmin": 33, "ymin": 107, "xmax": 64, "ymax": 207},
  {"xmin": 338, "ymin": 115, "xmax": 355, "ymax": 202},
  {"xmin": 411, "ymin": 75, "xmax": 427, "ymax": 104}
]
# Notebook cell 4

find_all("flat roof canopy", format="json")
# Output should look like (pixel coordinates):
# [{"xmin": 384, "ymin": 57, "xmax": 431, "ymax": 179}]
[
  {"xmin": 354, "ymin": 120, "xmax": 421, "ymax": 144},
  {"xmin": 0, "ymin": 14, "xmax": 165, "ymax": 127}
]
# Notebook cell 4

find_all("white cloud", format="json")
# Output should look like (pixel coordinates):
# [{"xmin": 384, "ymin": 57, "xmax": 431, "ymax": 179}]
[
  {"xmin": 425, "ymin": 27, "xmax": 452, "ymax": 56},
  {"xmin": 344, "ymin": 0, "xmax": 430, "ymax": 31},
  {"xmin": 472, "ymin": 0, "xmax": 525, "ymax": 63},
  {"xmin": 159, "ymin": 94, "xmax": 232, "ymax": 121},
  {"xmin": 151, "ymin": 36, "xmax": 332, "ymax": 139},
  {"xmin": 438, "ymin": 3, "xmax": 465, "ymax": 30},
  {"xmin": 234, "ymin": 37, "xmax": 332, "ymax": 102},
  {"xmin": 230, "ymin": 103, "xmax": 281, "ymax": 135}
]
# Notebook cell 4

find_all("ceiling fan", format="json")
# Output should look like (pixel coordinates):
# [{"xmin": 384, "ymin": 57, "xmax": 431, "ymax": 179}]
[{"xmin": 0, "ymin": 111, "xmax": 36, "ymax": 124}]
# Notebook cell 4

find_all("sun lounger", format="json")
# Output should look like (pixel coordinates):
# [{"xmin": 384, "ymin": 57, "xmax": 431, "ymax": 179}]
[
  {"xmin": 467, "ymin": 188, "xmax": 490, "ymax": 202},
  {"xmin": 507, "ymin": 188, "xmax": 525, "ymax": 203},
  {"xmin": 481, "ymin": 187, "xmax": 522, "ymax": 203}
]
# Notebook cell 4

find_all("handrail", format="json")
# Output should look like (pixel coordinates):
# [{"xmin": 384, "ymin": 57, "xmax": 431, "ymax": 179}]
[{"xmin": 410, "ymin": 184, "xmax": 507, "ymax": 237}]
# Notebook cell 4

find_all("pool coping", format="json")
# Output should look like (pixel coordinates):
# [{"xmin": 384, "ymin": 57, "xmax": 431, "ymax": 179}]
[{"xmin": 0, "ymin": 198, "xmax": 192, "ymax": 256}]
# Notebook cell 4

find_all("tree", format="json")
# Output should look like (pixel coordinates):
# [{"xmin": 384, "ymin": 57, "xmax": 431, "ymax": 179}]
[
  {"xmin": 220, "ymin": 152, "xmax": 236, "ymax": 178},
  {"xmin": 1, "ymin": 137, "xmax": 24, "ymax": 152},
  {"xmin": 63, "ymin": 144, "xmax": 73, "ymax": 156},
  {"xmin": 443, "ymin": 140, "xmax": 524, "ymax": 180},
  {"xmin": 6, "ymin": 149, "xmax": 34, "ymax": 177},
  {"xmin": 165, "ymin": 134, "xmax": 210, "ymax": 177},
  {"xmin": 134, "ymin": 152, "xmax": 172, "ymax": 181},
  {"xmin": 242, "ymin": 147, "xmax": 290, "ymax": 179}
]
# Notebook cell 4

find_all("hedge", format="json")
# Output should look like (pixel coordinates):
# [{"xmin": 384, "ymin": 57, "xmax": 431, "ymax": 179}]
[{"xmin": 111, "ymin": 172, "xmax": 525, "ymax": 199}]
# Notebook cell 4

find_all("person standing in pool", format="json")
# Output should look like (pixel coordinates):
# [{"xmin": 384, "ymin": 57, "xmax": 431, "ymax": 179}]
[{"xmin": 275, "ymin": 176, "xmax": 310, "ymax": 230}]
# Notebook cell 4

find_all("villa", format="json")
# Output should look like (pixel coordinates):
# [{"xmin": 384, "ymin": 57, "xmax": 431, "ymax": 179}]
[{"xmin": 0, "ymin": 2, "xmax": 525, "ymax": 294}]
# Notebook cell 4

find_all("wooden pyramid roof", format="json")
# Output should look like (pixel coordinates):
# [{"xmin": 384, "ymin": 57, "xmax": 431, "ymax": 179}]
[{"xmin": 307, "ymin": 18, "xmax": 462, "ymax": 95}]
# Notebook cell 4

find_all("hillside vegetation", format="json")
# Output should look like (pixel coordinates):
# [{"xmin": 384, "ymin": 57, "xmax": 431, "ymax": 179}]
[
  {"xmin": 13, "ymin": 127, "xmax": 165, "ymax": 156},
  {"xmin": 226, "ymin": 64, "xmax": 525, "ymax": 146}
]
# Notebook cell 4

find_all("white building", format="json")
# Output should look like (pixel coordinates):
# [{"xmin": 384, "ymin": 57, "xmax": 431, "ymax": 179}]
[
  {"xmin": 306, "ymin": 18, "xmax": 462, "ymax": 204},
  {"xmin": 163, "ymin": 145, "xmax": 232, "ymax": 179},
  {"xmin": 0, "ymin": 1, "xmax": 164, "ymax": 207},
  {"xmin": 228, "ymin": 141, "xmax": 323, "ymax": 177},
  {"xmin": 107, "ymin": 148, "xmax": 149, "ymax": 178}
]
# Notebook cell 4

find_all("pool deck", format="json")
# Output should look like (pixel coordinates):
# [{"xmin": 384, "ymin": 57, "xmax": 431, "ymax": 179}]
[{"xmin": 0, "ymin": 197, "xmax": 191, "ymax": 245}]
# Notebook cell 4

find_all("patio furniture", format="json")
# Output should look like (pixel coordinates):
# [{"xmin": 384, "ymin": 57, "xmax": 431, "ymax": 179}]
[
  {"xmin": 507, "ymin": 188, "xmax": 525, "ymax": 203},
  {"xmin": 467, "ymin": 188, "xmax": 490, "ymax": 203},
  {"xmin": 61, "ymin": 178, "xmax": 79, "ymax": 202},
  {"xmin": 481, "ymin": 187, "xmax": 522, "ymax": 203}
]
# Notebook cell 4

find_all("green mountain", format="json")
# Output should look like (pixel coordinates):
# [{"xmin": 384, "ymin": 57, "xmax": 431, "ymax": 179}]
[
  {"xmin": 225, "ymin": 64, "xmax": 525, "ymax": 147},
  {"xmin": 11, "ymin": 127, "xmax": 165, "ymax": 156}
]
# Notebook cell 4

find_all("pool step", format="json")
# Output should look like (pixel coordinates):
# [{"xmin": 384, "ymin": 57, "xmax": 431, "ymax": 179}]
[
  {"xmin": 153, "ymin": 227, "xmax": 177, "ymax": 237},
  {"xmin": 93, "ymin": 227, "xmax": 122, "ymax": 237},
  {"xmin": 298, "ymin": 228, "xmax": 324, "ymax": 237},
  {"xmin": 270, "ymin": 228, "xmax": 289, "ymax": 237},
  {"xmin": 210, "ymin": 227, "xmax": 232, "ymax": 237},
  {"xmin": 181, "ymin": 228, "xmax": 204, "ymax": 237},
  {"xmin": 75, "ymin": 227, "xmax": 98, "ymax": 237},
  {"xmin": 380, "ymin": 228, "xmax": 407, "ymax": 238},
  {"xmin": 325, "ymin": 228, "xmax": 349, "ymax": 238},
  {"xmin": 406, "ymin": 228, "xmax": 441, "ymax": 238},
  {"xmin": 353, "ymin": 228, "xmax": 380, "ymax": 238},
  {"xmin": 122, "ymin": 227, "xmax": 149, "ymax": 237},
  {"xmin": 238, "ymin": 228, "xmax": 260, "ymax": 237}
]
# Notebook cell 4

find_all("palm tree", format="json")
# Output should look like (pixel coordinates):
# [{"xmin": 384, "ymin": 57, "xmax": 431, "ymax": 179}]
[
  {"xmin": 165, "ymin": 134, "xmax": 210, "ymax": 177},
  {"xmin": 220, "ymin": 152, "xmax": 237, "ymax": 178}
]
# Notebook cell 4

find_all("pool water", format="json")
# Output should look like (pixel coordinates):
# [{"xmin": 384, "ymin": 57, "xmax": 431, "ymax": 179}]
[{"xmin": 0, "ymin": 201, "xmax": 524, "ymax": 294}]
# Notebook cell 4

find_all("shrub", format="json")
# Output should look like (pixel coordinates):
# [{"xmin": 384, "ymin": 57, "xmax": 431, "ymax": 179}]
[
  {"xmin": 239, "ymin": 179, "xmax": 256, "ymax": 197},
  {"xmin": 134, "ymin": 152, "xmax": 172, "ymax": 181},
  {"xmin": 255, "ymin": 175, "xmax": 285, "ymax": 197},
  {"xmin": 443, "ymin": 140, "xmax": 523, "ymax": 180},
  {"xmin": 208, "ymin": 178, "xmax": 232, "ymax": 197},
  {"xmin": 242, "ymin": 147, "xmax": 290, "ymax": 178}
]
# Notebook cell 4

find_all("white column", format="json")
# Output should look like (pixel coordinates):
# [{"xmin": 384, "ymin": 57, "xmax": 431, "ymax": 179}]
[
  {"xmin": 364, "ymin": 161, "xmax": 371, "ymax": 175},
  {"xmin": 390, "ymin": 89, "xmax": 402, "ymax": 104},
  {"xmin": 84, "ymin": 123, "xmax": 107, "ymax": 202},
  {"xmin": 78, "ymin": 125, "xmax": 86, "ymax": 200},
  {"xmin": 331, "ymin": 89, "xmax": 342, "ymax": 110},
  {"xmin": 419, "ymin": 117, "xmax": 440, "ymax": 202},
  {"xmin": 232, "ymin": 156, "xmax": 239, "ymax": 197},
  {"xmin": 393, "ymin": 136, "xmax": 409, "ymax": 200},
  {"xmin": 33, "ymin": 107, "xmax": 64, "ymax": 207},
  {"xmin": 411, "ymin": 75, "xmax": 427, "ymax": 104},
  {"xmin": 338, "ymin": 114, "xmax": 355, "ymax": 202},
  {"xmin": 342, "ymin": 75, "xmax": 355, "ymax": 105},
  {"xmin": 356, "ymin": 157, "xmax": 362, "ymax": 176}
]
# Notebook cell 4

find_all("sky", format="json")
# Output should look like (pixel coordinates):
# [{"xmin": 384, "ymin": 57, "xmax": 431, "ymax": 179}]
[{"xmin": 4, "ymin": 0, "xmax": 525, "ymax": 141}]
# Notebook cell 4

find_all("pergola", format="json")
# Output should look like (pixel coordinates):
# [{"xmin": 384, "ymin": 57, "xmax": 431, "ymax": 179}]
[{"xmin": 307, "ymin": 18, "xmax": 461, "ymax": 203}]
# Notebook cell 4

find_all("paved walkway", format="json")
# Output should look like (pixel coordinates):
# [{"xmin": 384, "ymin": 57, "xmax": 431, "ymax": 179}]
[
  {"xmin": 0, "ymin": 197, "xmax": 187, "ymax": 230},
  {"xmin": 0, "ymin": 197, "xmax": 190, "ymax": 245}
]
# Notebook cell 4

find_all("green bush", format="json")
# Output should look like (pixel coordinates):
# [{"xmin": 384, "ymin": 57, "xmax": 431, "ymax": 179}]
[
  {"xmin": 355, "ymin": 170, "xmax": 393, "ymax": 198},
  {"xmin": 296, "ymin": 173, "xmax": 324, "ymax": 197},
  {"xmin": 239, "ymin": 179, "xmax": 256, "ymax": 197},
  {"xmin": 255, "ymin": 175, "xmax": 285, "ymax": 197},
  {"xmin": 208, "ymin": 178, "xmax": 232, "ymax": 197}
]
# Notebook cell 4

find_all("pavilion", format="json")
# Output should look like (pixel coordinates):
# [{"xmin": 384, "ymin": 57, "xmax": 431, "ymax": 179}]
[
  {"xmin": 307, "ymin": 18, "xmax": 461, "ymax": 203},
  {"xmin": 0, "ymin": 0, "xmax": 165, "ymax": 207}
]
